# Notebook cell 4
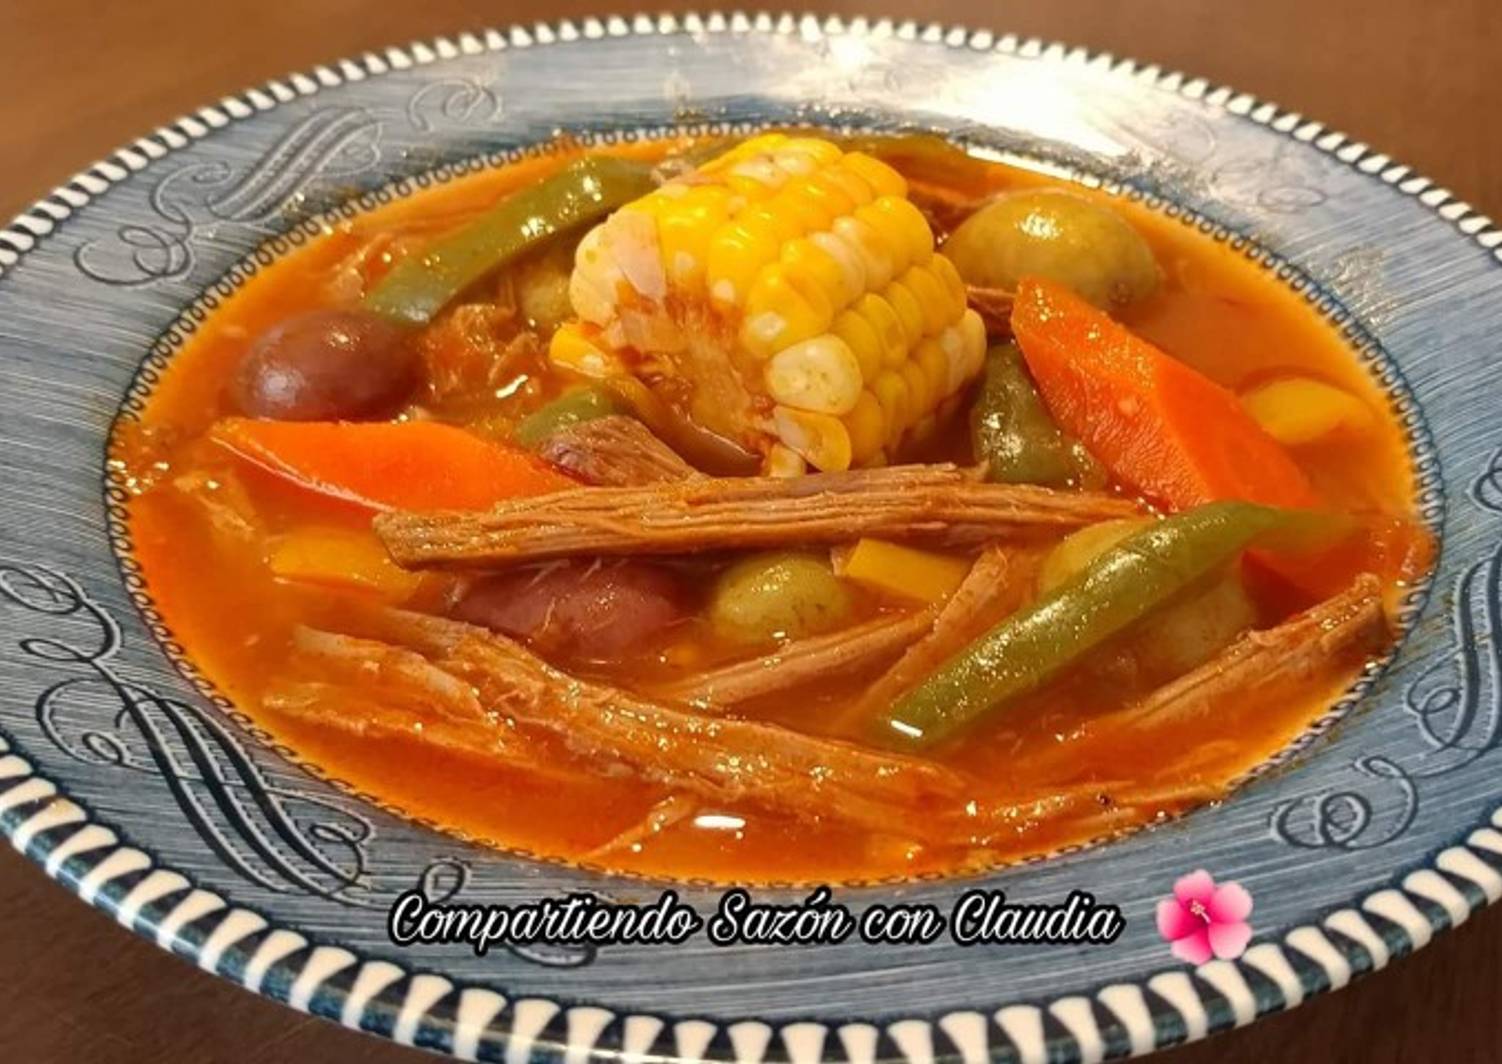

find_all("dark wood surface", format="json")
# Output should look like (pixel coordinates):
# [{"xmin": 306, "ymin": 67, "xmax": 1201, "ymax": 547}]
[{"xmin": 1, "ymin": 2, "xmax": 1498, "ymax": 1062}]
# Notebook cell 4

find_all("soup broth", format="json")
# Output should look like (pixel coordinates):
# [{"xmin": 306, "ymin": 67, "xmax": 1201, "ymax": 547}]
[{"xmin": 115, "ymin": 133, "xmax": 1428, "ymax": 883}]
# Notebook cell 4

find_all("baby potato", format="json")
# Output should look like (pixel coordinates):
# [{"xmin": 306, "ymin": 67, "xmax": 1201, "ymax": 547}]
[
  {"xmin": 1131, "ymin": 572, "xmax": 1258, "ymax": 681},
  {"xmin": 943, "ymin": 189, "xmax": 1160, "ymax": 311},
  {"xmin": 511, "ymin": 240, "xmax": 575, "ymax": 334},
  {"xmin": 454, "ymin": 560, "xmax": 687, "ymax": 661},
  {"xmin": 1040, "ymin": 516, "xmax": 1257, "ymax": 681},
  {"xmin": 231, "ymin": 308, "xmax": 419, "ymax": 421},
  {"xmin": 710, "ymin": 551, "xmax": 852, "ymax": 646}
]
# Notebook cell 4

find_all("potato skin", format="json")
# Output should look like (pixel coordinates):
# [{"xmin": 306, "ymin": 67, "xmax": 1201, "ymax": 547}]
[
  {"xmin": 232, "ymin": 308, "xmax": 419, "ymax": 421},
  {"xmin": 709, "ymin": 551, "xmax": 852, "ymax": 646},
  {"xmin": 943, "ymin": 189, "xmax": 1160, "ymax": 312},
  {"xmin": 455, "ymin": 560, "xmax": 688, "ymax": 661}
]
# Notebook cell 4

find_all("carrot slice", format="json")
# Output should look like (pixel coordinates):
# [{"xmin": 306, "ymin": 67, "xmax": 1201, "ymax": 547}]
[
  {"xmin": 210, "ymin": 418, "xmax": 574, "ymax": 512},
  {"xmin": 1011, "ymin": 277, "xmax": 1318, "ymax": 511}
]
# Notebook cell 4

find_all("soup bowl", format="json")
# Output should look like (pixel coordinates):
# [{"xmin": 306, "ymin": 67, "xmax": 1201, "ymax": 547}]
[{"xmin": 0, "ymin": 14, "xmax": 1498, "ymax": 1062}]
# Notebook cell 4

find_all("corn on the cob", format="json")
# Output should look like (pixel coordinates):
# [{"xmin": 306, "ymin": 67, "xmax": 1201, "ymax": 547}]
[{"xmin": 550, "ymin": 134, "xmax": 987, "ymax": 473}]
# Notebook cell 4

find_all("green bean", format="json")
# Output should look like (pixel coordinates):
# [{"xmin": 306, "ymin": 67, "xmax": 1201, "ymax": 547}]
[
  {"xmin": 971, "ymin": 344, "xmax": 1103, "ymax": 487},
  {"xmin": 513, "ymin": 387, "xmax": 627, "ymax": 450},
  {"xmin": 877, "ymin": 501, "xmax": 1297, "ymax": 748},
  {"xmin": 836, "ymin": 133, "xmax": 979, "ymax": 175},
  {"xmin": 364, "ymin": 156, "xmax": 656, "ymax": 326},
  {"xmin": 970, "ymin": 343, "xmax": 1080, "ymax": 486}
]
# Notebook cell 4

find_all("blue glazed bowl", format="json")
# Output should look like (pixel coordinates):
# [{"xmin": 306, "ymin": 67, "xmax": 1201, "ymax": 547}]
[{"xmin": 1, "ymin": 14, "xmax": 1499, "ymax": 1062}]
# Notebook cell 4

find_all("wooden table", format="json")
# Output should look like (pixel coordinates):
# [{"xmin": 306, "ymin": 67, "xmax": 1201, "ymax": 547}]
[{"xmin": 1, "ymin": 1, "xmax": 1497, "ymax": 1061}]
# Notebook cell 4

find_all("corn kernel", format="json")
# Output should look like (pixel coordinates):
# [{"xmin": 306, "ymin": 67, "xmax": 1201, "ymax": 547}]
[
  {"xmin": 724, "ymin": 172, "xmax": 780, "ymax": 202},
  {"xmin": 852, "ymin": 203, "xmax": 910, "ymax": 277},
  {"xmin": 765, "ymin": 442, "xmax": 809, "ymax": 477},
  {"xmin": 773, "ymin": 179, "xmax": 840, "ymax": 231},
  {"xmin": 569, "ymin": 224, "xmax": 625, "ymax": 324},
  {"xmin": 548, "ymin": 323, "xmax": 626, "ymax": 378},
  {"xmin": 841, "ymin": 151, "xmax": 907, "ymax": 198},
  {"xmin": 957, "ymin": 309, "xmax": 987, "ymax": 383},
  {"xmin": 831, "ymin": 215, "xmax": 899, "ymax": 290},
  {"xmin": 782, "ymin": 238, "xmax": 858, "ymax": 309},
  {"xmin": 822, "ymin": 163, "xmax": 877, "ymax": 207},
  {"xmin": 764, "ymin": 335, "xmax": 864, "ymax": 415},
  {"xmin": 860, "ymin": 197, "xmax": 933, "ymax": 268},
  {"xmin": 778, "ymin": 137, "xmax": 843, "ymax": 167},
  {"xmin": 741, "ymin": 265, "xmax": 835, "ymax": 357},
  {"xmin": 900, "ymin": 264, "xmax": 952, "ymax": 336},
  {"xmin": 871, "ymin": 369, "xmax": 911, "ymax": 447},
  {"xmin": 843, "ymin": 390, "xmax": 886, "ymax": 463},
  {"xmin": 729, "ymin": 156, "xmax": 790, "ymax": 190},
  {"xmin": 884, "ymin": 280, "xmax": 927, "ymax": 346},
  {"xmin": 740, "ymin": 202, "xmax": 804, "ymax": 244},
  {"xmin": 798, "ymin": 171, "xmax": 860, "ymax": 224},
  {"xmin": 770, "ymin": 148, "xmax": 820, "ymax": 177},
  {"xmin": 706, "ymin": 213, "xmax": 787, "ymax": 307},
  {"xmin": 699, "ymin": 133, "xmax": 788, "ymax": 173},
  {"xmin": 900, "ymin": 360, "xmax": 932, "ymax": 420},
  {"xmin": 655, "ymin": 187, "xmax": 734, "ymax": 286},
  {"xmin": 773, "ymin": 406, "xmax": 853, "ymax": 471},
  {"xmin": 915, "ymin": 337, "xmax": 950, "ymax": 400},
  {"xmin": 832, "ymin": 309, "xmax": 883, "ymax": 381},
  {"xmin": 809, "ymin": 231, "xmax": 869, "ymax": 306},
  {"xmin": 853, "ymin": 293, "xmax": 907, "ymax": 368},
  {"xmin": 936, "ymin": 324, "xmax": 970, "ymax": 397},
  {"xmin": 930, "ymin": 253, "xmax": 968, "ymax": 312}
]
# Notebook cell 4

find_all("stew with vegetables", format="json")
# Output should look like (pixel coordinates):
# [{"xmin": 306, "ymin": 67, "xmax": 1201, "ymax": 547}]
[{"xmin": 113, "ymin": 132, "xmax": 1431, "ymax": 883}]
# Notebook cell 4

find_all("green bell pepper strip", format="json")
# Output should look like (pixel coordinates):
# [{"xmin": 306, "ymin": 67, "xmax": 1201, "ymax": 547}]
[
  {"xmin": 970, "ymin": 343, "xmax": 1080, "ymax": 486},
  {"xmin": 877, "ymin": 500, "xmax": 1300, "ymax": 749},
  {"xmin": 513, "ymin": 386, "xmax": 629, "ymax": 450},
  {"xmin": 363, "ymin": 156, "xmax": 657, "ymax": 326}
]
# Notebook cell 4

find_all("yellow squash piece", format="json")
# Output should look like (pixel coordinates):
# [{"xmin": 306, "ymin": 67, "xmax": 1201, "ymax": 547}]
[
  {"xmin": 1037, "ymin": 518, "xmax": 1154, "ymax": 595},
  {"xmin": 1241, "ymin": 377, "xmax": 1375, "ymax": 447},
  {"xmin": 551, "ymin": 134, "xmax": 988, "ymax": 473},
  {"xmin": 834, "ymin": 538, "xmax": 972, "ymax": 604},
  {"xmin": 268, "ymin": 527, "xmax": 422, "ymax": 601}
]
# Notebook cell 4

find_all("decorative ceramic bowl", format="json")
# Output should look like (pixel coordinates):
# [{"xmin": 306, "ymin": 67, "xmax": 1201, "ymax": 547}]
[{"xmin": 2, "ymin": 14, "xmax": 1499, "ymax": 1062}]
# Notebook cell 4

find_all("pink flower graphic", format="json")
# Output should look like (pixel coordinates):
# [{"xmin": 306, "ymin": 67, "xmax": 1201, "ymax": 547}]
[{"xmin": 1156, "ymin": 869, "xmax": 1253, "ymax": 964}]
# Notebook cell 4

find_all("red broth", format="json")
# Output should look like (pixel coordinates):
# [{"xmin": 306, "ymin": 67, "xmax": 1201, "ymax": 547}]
[{"xmin": 113, "ymin": 136, "xmax": 1428, "ymax": 883}]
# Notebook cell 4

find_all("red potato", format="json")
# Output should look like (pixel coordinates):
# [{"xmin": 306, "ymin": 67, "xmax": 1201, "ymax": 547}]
[
  {"xmin": 453, "ymin": 560, "xmax": 690, "ymax": 661},
  {"xmin": 232, "ymin": 308, "xmax": 420, "ymax": 421}
]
